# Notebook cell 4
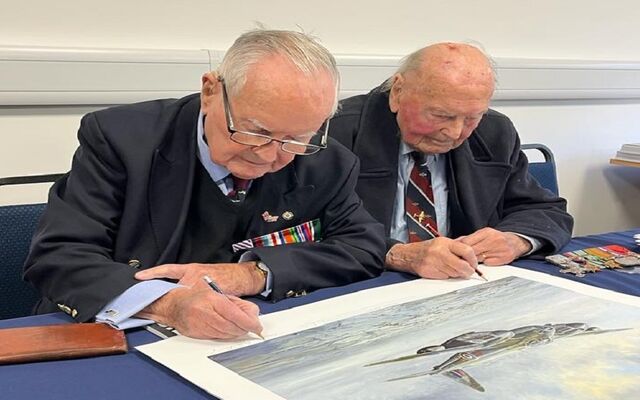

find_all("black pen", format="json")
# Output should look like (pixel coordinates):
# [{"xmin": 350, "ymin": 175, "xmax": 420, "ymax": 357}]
[
  {"xmin": 203, "ymin": 275, "xmax": 225, "ymax": 295},
  {"xmin": 203, "ymin": 275, "xmax": 265, "ymax": 340},
  {"xmin": 474, "ymin": 265, "xmax": 488, "ymax": 281}
]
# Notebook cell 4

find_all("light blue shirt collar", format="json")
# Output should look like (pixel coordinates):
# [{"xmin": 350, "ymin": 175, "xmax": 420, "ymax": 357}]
[
  {"xmin": 400, "ymin": 141, "xmax": 414, "ymax": 157},
  {"xmin": 196, "ymin": 111, "xmax": 230, "ymax": 184},
  {"xmin": 400, "ymin": 141, "xmax": 441, "ymax": 166}
]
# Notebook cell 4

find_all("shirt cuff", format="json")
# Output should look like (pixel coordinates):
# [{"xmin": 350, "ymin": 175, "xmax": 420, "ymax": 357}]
[
  {"xmin": 511, "ymin": 232, "xmax": 543, "ymax": 256},
  {"xmin": 239, "ymin": 251, "xmax": 273, "ymax": 298},
  {"xmin": 95, "ymin": 280, "xmax": 180, "ymax": 330}
]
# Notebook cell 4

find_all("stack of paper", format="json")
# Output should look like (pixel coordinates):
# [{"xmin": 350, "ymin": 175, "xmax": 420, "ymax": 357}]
[{"xmin": 614, "ymin": 143, "xmax": 640, "ymax": 162}]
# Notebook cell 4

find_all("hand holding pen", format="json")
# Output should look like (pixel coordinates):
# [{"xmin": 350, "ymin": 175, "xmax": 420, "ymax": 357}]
[
  {"xmin": 204, "ymin": 276, "xmax": 265, "ymax": 339},
  {"xmin": 386, "ymin": 237, "xmax": 486, "ymax": 281},
  {"xmin": 429, "ymin": 230, "xmax": 486, "ymax": 281},
  {"xmin": 135, "ymin": 264, "xmax": 263, "ymax": 340}
]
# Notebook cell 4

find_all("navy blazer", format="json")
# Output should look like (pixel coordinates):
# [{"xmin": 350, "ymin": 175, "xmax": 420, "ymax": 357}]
[
  {"xmin": 329, "ymin": 86, "xmax": 573, "ymax": 253},
  {"xmin": 24, "ymin": 94, "xmax": 386, "ymax": 321}
]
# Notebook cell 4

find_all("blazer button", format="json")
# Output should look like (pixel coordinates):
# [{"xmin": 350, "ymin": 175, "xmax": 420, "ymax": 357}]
[
  {"xmin": 128, "ymin": 259, "xmax": 142, "ymax": 269},
  {"xmin": 57, "ymin": 303, "xmax": 72, "ymax": 315}
]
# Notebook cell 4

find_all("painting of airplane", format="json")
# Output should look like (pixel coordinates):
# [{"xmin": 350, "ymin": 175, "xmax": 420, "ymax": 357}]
[
  {"xmin": 210, "ymin": 277, "xmax": 640, "ymax": 400},
  {"xmin": 366, "ymin": 323, "xmax": 630, "ymax": 393}
]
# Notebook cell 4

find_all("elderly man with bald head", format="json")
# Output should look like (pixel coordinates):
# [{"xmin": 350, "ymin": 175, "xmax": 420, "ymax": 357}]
[{"xmin": 330, "ymin": 42, "xmax": 573, "ymax": 280}]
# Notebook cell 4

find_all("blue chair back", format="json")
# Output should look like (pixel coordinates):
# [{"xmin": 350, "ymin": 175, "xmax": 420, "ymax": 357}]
[
  {"xmin": 0, "ymin": 174, "xmax": 63, "ymax": 319},
  {"xmin": 0, "ymin": 203, "xmax": 47, "ymax": 319},
  {"xmin": 521, "ymin": 143, "xmax": 559, "ymax": 196}
]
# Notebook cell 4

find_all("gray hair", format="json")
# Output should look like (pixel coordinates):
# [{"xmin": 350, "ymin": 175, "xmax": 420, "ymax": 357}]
[
  {"xmin": 380, "ymin": 42, "xmax": 497, "ymax": 92},
  {"xmin": 217, "ymin": 29, "xmax": 340, "ymax": 114}
]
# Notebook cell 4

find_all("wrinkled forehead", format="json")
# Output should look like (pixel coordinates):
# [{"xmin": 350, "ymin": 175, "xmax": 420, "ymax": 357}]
[
  {"xmin": 242, "ymin": 55, "xmax": 337, "ymax": 116},
  {"xmin": 404, "ymin": 75, "xmax": 492, "ymax": 115},
  {"xmin": 232, "ymin": 58, "xmax": 336, "ymax": 132}
]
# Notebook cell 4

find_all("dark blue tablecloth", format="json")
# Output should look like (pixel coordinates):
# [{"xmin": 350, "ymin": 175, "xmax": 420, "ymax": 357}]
[
  {"xmin": 513, "ymin": 228, "xmax": 640, "ymax": 297},
  {"xmin": 1, "ymin": 229, "xmax": 638, "ymax": 399}
]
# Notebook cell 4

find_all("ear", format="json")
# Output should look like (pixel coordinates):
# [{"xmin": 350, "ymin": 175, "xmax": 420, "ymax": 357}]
[
  {"xmin": 388, "ymin": 74, "xmax": 404, "ymax": 113},
  {"xmin": 200, "ymin": 72, "xmax": 221, "ymax": 113}
]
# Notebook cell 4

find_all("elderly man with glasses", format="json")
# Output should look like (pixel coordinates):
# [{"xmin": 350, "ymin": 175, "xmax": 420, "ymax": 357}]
[{"xmin": 24, "ymin": 29, "xmax": 386, "ymax": 339}]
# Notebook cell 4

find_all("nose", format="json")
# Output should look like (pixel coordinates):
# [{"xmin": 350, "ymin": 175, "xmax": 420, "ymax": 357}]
[
  {"xmin": 440, "ymin": 118, "xmax": 465, "ymax": 140},
  {"xmin": 253, "ymin": 140, "xmax": 280, "ymax": 161}
]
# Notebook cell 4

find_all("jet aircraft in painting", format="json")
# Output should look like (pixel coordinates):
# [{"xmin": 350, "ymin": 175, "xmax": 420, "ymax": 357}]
[{"xmin": 365, "ymin": 323, "xmax": 630, "ymax": 393}]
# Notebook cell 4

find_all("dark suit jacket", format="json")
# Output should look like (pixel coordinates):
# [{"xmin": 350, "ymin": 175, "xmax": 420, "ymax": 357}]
[
  {"xmin": 329, "ymin": 86, "xmax": 573, "ymax": 253},
  {"xmin": 24, "ymin": 94, "xmax": 386, "ymax": 321}
]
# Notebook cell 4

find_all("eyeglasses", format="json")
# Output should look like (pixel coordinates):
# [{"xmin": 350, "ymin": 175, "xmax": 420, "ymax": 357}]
[{"xmin": 219, "ymin": 77, "xmax": 329, "ymax": 156}]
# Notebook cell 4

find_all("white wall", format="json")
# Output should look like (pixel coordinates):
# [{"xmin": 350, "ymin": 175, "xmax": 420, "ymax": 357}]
[
  {"xmin": 492, "ymin": 100, "xmax": 640, "ymax": 235},
  {"xmin": 1, "ymin": 1, "xmax": 639, "ymax": 235},
  {"xmin": 3, "ymin": 1, "xmax": 640, "ymax": 59}
]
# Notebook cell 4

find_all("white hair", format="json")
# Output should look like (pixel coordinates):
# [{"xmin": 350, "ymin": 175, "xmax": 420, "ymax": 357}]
[{"xmin": 217, "ymin": 28, "xmax": 340, "ymax": 114}]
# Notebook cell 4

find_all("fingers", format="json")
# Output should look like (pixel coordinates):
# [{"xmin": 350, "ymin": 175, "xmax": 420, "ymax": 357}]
[
  {"xmin": 457, "ymin": 228, "xmax": 490, "ymax": 247},
  {"xmin": 135, "ymin": 264, "xmax": 186, "ymax": 281},
  {"xmin": 449, "ymin": 240, "xmax": 478, "ymax": 269},
  {"xmin": 204, "ymin": 294, "xmax": 263, "ymax": 338},
  {"xmin": 459, "ymin": 228, "xmax": 500, "ymax": 258},
  {"xmin": 228, "ymin": 296, "xmax": 263, "ymax": 336},
  {"xmin": 483, "ymin": 251, "xmax": 516, "ymax": 266},
  {"xmin": 168, "ymin": 288, "xmax": 262, "ymax": 339},
  {"xmin": 135, "ymin": 263, "xmax": 226, "ymax": 290},
  {"xmin": 433, "ymin": 249, "xmax": 475, "ymax": 278},
  {"xmin": 422, "ymin": 269, "xmax": 453, "ymax": 280},
  {"xmin": 435, "ymin": 240, "xmax": 477, "ymax": 278},
  {"xmin": 409, "ymin": 238, "xmax": 477, "ymax": 279},
  {"xmin": 458, "ymin": 228, "xmax": 514, "ymax": 264}
]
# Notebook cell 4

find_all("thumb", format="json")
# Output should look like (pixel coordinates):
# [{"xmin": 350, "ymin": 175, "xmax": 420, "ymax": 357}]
[
  {"xmin": 135, "ymin": 264, "xmax": 186, "ymax": 281},
  {"xmin": 228, "ymin": 296, "xmax": 263, "ymax": 336}
]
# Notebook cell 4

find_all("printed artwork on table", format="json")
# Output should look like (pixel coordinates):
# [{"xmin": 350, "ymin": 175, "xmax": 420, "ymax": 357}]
[{"xmin": 209, "ymin": 277, "xmax": 640, "ymax": 400}]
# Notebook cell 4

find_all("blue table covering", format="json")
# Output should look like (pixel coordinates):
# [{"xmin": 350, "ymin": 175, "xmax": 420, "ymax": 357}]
[
  {"xmin": 513, "ymin": 228, "xmax": 640, "ymax": 297},
  {"xmin": 1, "ymin": 228, "xmax": 638, "ymax": 399}
]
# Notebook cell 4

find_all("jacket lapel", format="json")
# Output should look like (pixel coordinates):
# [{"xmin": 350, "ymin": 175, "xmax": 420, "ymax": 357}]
[
  {"xmin": 353, "ymin": 89, "xmax": 400, "ymax": 233},
  {"xmin": 449, "ymin": 134, "xmax": 511, "ymax": 235},
  {"xmin": 148, "ymin": 96, "xmax": 200, "ymax": 263}
]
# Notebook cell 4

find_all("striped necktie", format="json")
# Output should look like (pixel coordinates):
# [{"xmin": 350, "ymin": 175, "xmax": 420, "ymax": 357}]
[
  {"xmin": 227, "ymin": 175, "xmax": 250, "ymax": 202},
  {"xmin": 405, "ymin": 152, "xmax": 439, "ymax": 242}
]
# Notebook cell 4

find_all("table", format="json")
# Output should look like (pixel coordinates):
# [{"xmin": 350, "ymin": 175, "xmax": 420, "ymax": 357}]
[
  {"xmin": 512, "ymin": 228, "xmax": 640, "ymax": 297},
  {"xmin": 2, "ymin": 229, "xmax": 638, "ymax": 399}
]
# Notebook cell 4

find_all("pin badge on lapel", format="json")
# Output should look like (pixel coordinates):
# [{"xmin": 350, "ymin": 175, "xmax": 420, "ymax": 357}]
[
  {"xmin": 262, "ymin": 211, "xmax": 279, "ymax": 222},
  {"xmin": 282, "ymin": 211, "xmax": 294, "ymax": 220}
]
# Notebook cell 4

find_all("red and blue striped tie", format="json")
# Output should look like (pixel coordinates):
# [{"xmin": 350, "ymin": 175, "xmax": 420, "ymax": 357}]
[{"xmin": 406, "ymin": 152, "xmax": 439, "ymax": 242}]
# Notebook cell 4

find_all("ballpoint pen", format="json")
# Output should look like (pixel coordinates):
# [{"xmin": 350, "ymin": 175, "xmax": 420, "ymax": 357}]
[
  {"xmin": 203, "ymin": 275, "xmax": 265, "ymax": 339},
  {"xmin": 474, "ymin": 265, "xmax": 488, "ymax": 281}
]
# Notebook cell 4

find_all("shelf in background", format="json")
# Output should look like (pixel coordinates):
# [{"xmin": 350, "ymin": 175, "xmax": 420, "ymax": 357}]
[{"xmin": 610, "ymin": 158, "xmax": 640, "ymax": 168}]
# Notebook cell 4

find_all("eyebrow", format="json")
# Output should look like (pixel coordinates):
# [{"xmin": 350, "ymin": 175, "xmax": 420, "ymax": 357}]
[
  {"xmin": 245, "ymin": 118, "xmax": 315, "ymax": 140},
  {"xmin": 428, "ymin": 108, "xmax": 487, "ymax": 118},
  {"xmin": 246, "ymin": 118, "xmax": 271, "ymax": 132}
]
